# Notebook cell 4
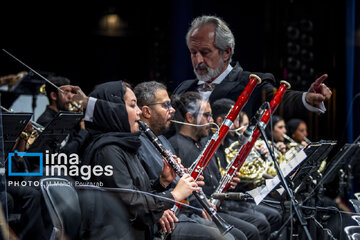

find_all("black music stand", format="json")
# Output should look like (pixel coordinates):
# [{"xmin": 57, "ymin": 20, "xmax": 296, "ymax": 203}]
[
  {"xmin": 258, "ymin": 121, "xmax": 313, "ymax": 240},
  {"xmin": 27, "ymin": 112, "xmax": 83, "ymax": 153},
  {"xmin": 291, "ymin": 141, "xmax": 337, "ymax": 194},
  {"xmin": 302, "ymin": 142, "xmax": 360, "ymax": 203},
  {"xmin": 272, "ymin": 141, "xmax": 337, "ymax": 239},
  {"xmin": 2, "ymin": 113, "xmax": 32, "ymax": 156}
]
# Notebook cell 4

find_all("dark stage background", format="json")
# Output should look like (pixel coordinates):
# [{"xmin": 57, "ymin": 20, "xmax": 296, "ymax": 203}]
[{"xmin": 0, "ymin": 0, "xmax": 358, "ymax": 143}]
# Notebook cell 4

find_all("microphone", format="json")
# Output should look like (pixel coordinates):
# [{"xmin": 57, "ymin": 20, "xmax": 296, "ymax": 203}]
[
  {"xmin": 237, "ymin": 102, "xmax": 268, "ymax": 146},
  {"xmin": 211, "ymin": 192, "xmax": 253, "ymax": 201}
]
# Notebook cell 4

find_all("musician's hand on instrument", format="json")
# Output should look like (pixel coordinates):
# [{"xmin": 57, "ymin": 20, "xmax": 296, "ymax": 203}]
[
  {"xmin": 171, "ymin": 174, "xmax": 200, "ymax": 201},
  {"xmin": 158, "ymin": 209, "xmax": 178, "ymax": 233},
  {"xmin": 172, "ymin": 155, "xmax": 186, "ymax": 171},
  {"xmin": 306, "ymin": 74, "xmax": 332, "ymax": 107},
  {"xmin": 300, "ymin": 140, "xmax": 308, "ymax": 147},
  {"xmin": 160, "ymin": 159, "xmax": 177, "ymax": 187},
  {"xmin": 201, "ymin": 209, "xmax": 212, "ymax": 221},
  {"xmin": 209, "ymin": 201, "xmax": 218, "ymax": 211},
  {"xmin": 276, "ymin": 142, "xmax": 287, "ymax": 154},
  {"xmin": 70, "ymin": 85, "xmax": 89, "ymax": 110},
  {"xmin": 256, "ymin": 145, "xmax": 268, "ymax": 158},
  {"xmin": 230, "ymin": 172, "xmax": 241, "ymax": 189},
  {"xmin": 196, "ymin": 174, "xmax": 205, "ymax": 187}
]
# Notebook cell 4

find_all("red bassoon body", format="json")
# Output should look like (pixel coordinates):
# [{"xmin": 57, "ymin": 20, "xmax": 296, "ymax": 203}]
[
  {"xmin": 189, "ymin": 74, "xmax": 261, "ymax": 180},
  {"xmin": 212, "ymin": 80, "xmax": 291, "ymax": 206}
]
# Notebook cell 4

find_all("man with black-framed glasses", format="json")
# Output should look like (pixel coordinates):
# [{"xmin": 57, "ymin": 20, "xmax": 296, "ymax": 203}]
[
  {"xmin": 135, "ymin": 82, "xmax": 175, "ymax": 137},
  {"xmin": 134, "ymin": 81, "xmax": 236, "ymax": 240}
]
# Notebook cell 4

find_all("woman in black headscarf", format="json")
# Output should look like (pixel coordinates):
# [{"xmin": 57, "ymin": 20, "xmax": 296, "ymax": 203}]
[
  {"xmin": 82, "ymin": 81, "xmax": 200, "ymax": 240},
  {"xmin": 286, "ymin": 118, "xmax": 309, "ymax": 147},
  {"xmin": 265, "ymin": 115, "xmax": 287, "ymax": 153}
]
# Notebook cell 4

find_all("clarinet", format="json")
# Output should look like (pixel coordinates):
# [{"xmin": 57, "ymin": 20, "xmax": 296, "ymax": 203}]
[
  {"xmin": 138, "ymin": 121, "xmax": 233, "ymax": 238},
  {"xmin": 211, "ymin": 81, "xmax": 291, "ymax": 206}
]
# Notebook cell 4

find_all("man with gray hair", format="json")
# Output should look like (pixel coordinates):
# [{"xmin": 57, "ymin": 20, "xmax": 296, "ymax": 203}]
[{"xmin": 173, "ymin": 15, "xmax": 332, "ymax": 120}]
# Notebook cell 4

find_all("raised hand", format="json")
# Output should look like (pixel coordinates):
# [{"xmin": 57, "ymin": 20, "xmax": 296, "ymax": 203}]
[
  {"xmin": 305, "ymin": 74, "xmax": 332, "ymax": 107},
  {"xmin": 70, "ymin": 85, "xmax": 88, "ymax": 110}
]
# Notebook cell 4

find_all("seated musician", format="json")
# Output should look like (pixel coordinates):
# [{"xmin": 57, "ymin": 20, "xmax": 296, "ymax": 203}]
[
  {"xmin": 211, "ymin": 98, "xmax": 283, "ymax": 235},
  {"xmin": 134, "ymin": 80, "xmax": 238, "ymax": 240},
  {"xmin": 81, "ymin": 81, "xmax": 203, "ymax": 240},
  {"xmin": 264, "ymin": 115, "xmax": 287, "ymax": 154}
]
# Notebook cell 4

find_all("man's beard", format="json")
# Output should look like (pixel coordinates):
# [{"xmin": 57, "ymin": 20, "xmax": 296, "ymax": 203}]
[
  {"xmin": 149, "ymin": 118, "xmax": 168, "ymax": 136},
  {"xmin": 194, "ymin": 58, "xmax": 225, "ymax": 83}
]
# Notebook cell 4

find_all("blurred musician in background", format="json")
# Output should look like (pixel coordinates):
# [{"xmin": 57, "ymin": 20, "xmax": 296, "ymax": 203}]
[
  {"xmin": 169, "ymin": 91, "xmax": 274, "ymax": 240},
  {"xmin": 286, "ymin": 118, "xmax": 310, "ymax": 147},
  {"xmin": 211, "ymin": 98, "xmax": 240, "ymax": 172},
  {"xmin": 37, "ymin": 76, "xmax": 89, "ymax": 155},
  {"xmin": 265, "ymin": 115, "xmax": 287, "ymax": 154}
]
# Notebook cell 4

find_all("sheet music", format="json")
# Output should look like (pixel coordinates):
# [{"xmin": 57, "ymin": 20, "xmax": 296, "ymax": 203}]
[{"xmin": 247, "ymin": 150, "xmax": 307, "ymax": 205}]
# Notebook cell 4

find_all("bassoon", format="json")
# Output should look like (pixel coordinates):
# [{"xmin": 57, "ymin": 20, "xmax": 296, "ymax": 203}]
[
  {"xmin": 189, "ymin": 74, "xmax": 261, "ymax": 181},
  {"xmin": 211, "ymin": 80, "xmax": 291, "ymax": 207}
]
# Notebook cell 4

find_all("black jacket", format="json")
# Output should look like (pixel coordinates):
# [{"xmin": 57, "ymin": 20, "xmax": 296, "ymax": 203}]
[
  {"xmin": 173, "ymin": 63, "xmax": 307, "ymax": 119},
  {"xmin": 83, "ymin": 80, "xmax": 175, "ymax": 239}
]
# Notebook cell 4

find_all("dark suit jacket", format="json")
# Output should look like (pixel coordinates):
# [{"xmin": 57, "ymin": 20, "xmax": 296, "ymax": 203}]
[{"xmin": 173, "ymin": 63, "xmax": 308, "ymax": 119}]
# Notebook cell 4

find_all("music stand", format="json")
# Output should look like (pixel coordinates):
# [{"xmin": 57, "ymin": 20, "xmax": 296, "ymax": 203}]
[
  {"xmin": 302, "ymin": 142, "xmax": 360, "ymax": 204},
  {"xmin": 1, "ymin": 113, "xmax": 32, "ymax": 156},
  {"xmin": 291, "ymin": 141, "xmax": 337, "ymax": 194},
  {"xmin": 271, "ymin": 141, "xmax": 338, "ymax": 239},
  {"xmin": 27, "ymin": 112, "xmax": 83, "ymax": 153},
  {"xmin": 258, "ymin": 122, "xmax": 312, "ymax": 239}
]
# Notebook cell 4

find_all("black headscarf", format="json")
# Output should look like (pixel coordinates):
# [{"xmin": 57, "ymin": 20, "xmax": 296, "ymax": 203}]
[
  {"xmin": 265, "ymin": 115, "xmax": 284, "ymax": 141},
  {"xmin": 286, "ymin": 118, "xmax": 304, "ymax": 139},
  {"xmin": 83, "ymin": 81, "xmax": 141, "ymax": 165}
]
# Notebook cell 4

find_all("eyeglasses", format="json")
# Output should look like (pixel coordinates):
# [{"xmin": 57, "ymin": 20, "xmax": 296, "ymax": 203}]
[
  {"xmin": 148, "ymin": 101, "xmax": 172, "ymax": 111},
  {"xmin": 202, "ymin": 112, "xmax": 213, "ymax": 121}
]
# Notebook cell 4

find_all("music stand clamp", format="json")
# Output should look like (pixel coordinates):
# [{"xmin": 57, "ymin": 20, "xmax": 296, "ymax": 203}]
[{"xmin": 258, "ymin": 121, "xmax": 312, "ymax": 240}]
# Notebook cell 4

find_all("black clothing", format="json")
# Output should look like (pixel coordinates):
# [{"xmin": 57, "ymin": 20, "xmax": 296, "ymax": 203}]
[
  {"xmin": 89, "ymin": 99, "xmax": 129, "ymax": 134},
  {"xmin": 7, "ymin": 185, "xmax": 48, "ymax": 240},
  {"xmin": 214, "ymin": 138, "xmax": 283, "ymax": 233},
  {"xmin": 78, "ymin": 189, "xmax": 133, "ymax": 240},
  {"xmin": 37, "ymin": 106, "xmax": 58, "ymax": 127},
  {"xmin": 173, "ymin": 63, "xmax": 307, "ymax": 119},
  {"xmin": 137, "ymin": 133, "xmax": 237, "ymax": 240},
  {"xmin": 83, "ymin": 80, "xmax": 176, "ymax": 239},
  {"xmin": 169, "ymin": 133, "xmax": 270, "ymax": 240},
  {"xmin": 138, "ymin": 133, "xmax": 175, "ymax": 182},
  {"xmin": 87, "ymin": 143, "xmax": 174, "ymax": 239}
]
